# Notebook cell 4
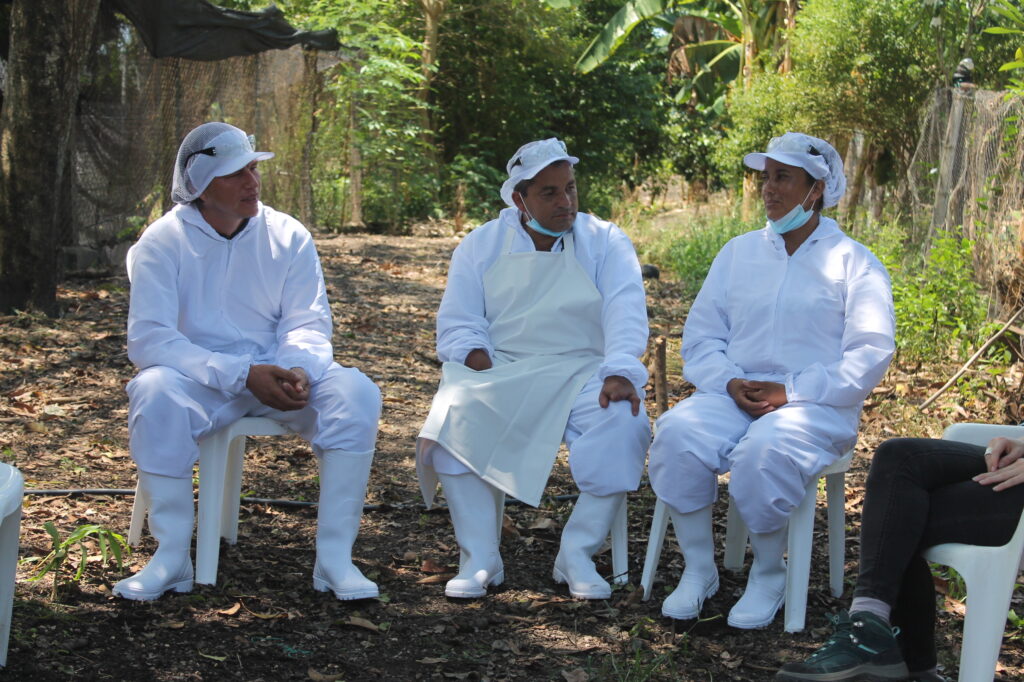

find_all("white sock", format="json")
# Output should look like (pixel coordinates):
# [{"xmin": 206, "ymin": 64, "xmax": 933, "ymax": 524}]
[{"xmin": 849, "ymin": 596, "xmax": 891, "ymax": 623}]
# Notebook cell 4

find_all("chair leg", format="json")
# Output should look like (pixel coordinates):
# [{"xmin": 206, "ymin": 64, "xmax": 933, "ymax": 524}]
[
  {"xmin": 825, "ymin": 472, "xmax": 846, "ymax": 598},
  {"xmin": 220, "ymin": 434, "xmax": 246, "ymax": 544},
  {"xmin": 640, "ymin": 499, "xmax": 670, "ymax": 600},
  {"xmin": 196, "ymin": 430, "xmax": 229, "ymax": 586},
  {"xmin": 0, "ymin": 509, "xmax": 21, "ymax": 667},
  {"xmin": 723, "ymin": 497, "xmax": 748, "ymax": 571},
  {"xmin": 956, "ymin": 564, "xmax": 1018, "ymax": 682},
  {"xmin": 783, "ymin": 477, "xmax": 818, "ymax": 633},
  {"xmin": 127, "ymin": 480, "xmax": 148, "ymax": 547},
  {"xmin": 610, "ymin": 496, "xmax": 628, "ymax": 585}
]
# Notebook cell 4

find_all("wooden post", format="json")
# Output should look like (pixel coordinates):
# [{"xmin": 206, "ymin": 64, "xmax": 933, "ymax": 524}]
[{"xmin": 654, "ymin": 336, "xmax": 668, "ymax": 416}]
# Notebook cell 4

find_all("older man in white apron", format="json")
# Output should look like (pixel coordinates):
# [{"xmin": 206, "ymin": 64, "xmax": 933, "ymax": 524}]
[{"xmin": 417, "ymin": 138, "xmax": 651, "ymax": 600}]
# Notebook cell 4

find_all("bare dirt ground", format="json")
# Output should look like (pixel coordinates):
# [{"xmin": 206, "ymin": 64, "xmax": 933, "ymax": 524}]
[{"xmin": 0, "ymin": 231, "xmax": 1021, "ymax": 681}]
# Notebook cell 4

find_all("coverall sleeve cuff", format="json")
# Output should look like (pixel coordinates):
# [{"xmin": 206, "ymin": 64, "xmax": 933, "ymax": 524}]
[{"xmin": 598, "ymin": 356, "xmax": 648, "ymax": 393}]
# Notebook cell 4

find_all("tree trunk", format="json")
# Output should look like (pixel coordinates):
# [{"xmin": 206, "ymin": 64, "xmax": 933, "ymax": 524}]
[
  {"xmin": 345, "ymin": 100, "xmax": 364, "ymax": 229},
  {"xmin": 300, "ymin": 51, "xmax": 323, "ymax": 230},
  {"xmin": 418, "ymin": 0, "xmax": 446, "ymax": 157},
  {"xmin": 0, "ymin": 0, "xmax": 100, "ymax": 315}
]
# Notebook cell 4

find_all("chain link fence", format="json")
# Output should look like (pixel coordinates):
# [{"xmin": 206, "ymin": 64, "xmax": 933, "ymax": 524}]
[{"xmin": 905, "ymin": 87, "xmax": 1024, "ymax": 312}]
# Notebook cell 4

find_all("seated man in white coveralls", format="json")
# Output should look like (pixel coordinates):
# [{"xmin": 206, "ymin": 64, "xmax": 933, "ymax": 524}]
[
  {"xmin": 647, "ymin": 133, "xmax": 895, "ymax": 629},
  {"xmin": 114, "ymin": 122, "xmax": 382, "ymax": 602},
  {"xmin": 417, "ymin": 138, "xmax": 651, "ymax": 600}
]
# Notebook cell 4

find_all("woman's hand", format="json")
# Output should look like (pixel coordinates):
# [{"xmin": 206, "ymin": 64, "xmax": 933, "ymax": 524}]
[
  {"xmin": 982, "ymin": 436, "xmax": 1024, "ymax": 472},
  {"xmin": 973, "ymin": 437, "xmax": 1024, "ymax": 491},
  {"xmin": 974, "ymin": 457, "xmax": 1024, "ymax": 491}
]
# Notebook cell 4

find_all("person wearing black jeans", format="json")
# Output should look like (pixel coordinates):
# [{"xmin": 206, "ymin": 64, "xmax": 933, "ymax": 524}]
[{"xmin": 776, "ymin": 436, "xmax": 1024, "ymax": 681}]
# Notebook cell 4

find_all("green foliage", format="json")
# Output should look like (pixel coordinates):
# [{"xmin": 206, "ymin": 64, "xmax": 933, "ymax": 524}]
[
  {"xmin": 25, "ymin": 522, "xmax": 129, "ymax": 599},
  {"xmin": 585, "ymin": 645, "xmax": 676, "ymax": 681},
  {"xmin": 637, "ymin": 202, "xmax": 755, "ymax": 296},
  {"xmin": 987, "ymin": 0, "xmax": 1024, "ymax": 93},
  {"xmin": 861, "ymin": 222, "xmax": 993, "ymax": 364}
]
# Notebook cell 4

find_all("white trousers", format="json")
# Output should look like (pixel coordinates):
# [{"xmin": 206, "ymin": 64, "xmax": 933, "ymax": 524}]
[
  {"xmin": 127, "ymin": 363, "xmax": 382, "ymax": 478},
  {"xmin": 648, "ymin": 391, "xmax": 857, "ymax": 533},
  {"xmin": 424, "ymin": 372, "xmax": 650, "ymax": 497}
]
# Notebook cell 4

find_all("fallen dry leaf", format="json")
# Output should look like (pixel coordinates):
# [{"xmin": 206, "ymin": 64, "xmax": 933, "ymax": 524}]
[
  {"xmin": 217, "ymin": 602, "xmax": 242, "ymax": 616},
  {"xmin": 307, "ymin": 668, "xmax": 345, "ymax": 681},
  {"xmin": 416, "ymin": 573, "xmax": 454, "ymax": 584},
  {"xmin": 341, "ymin": 616, "xmax": 379, "ymax": 633},
  {"xmin": 420, "ymin": 558, "xmax": 449, "ymax": 574},
  {"xmin": 561, "ymin": 668, "xmax": 589, "ymax": 682}
]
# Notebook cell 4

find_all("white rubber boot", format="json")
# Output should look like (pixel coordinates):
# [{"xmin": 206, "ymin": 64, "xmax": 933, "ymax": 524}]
[
  {"xmin": 552, "ymin": 492, "xmax": 625, "ymax": 600},
  {"xmin": 312, "ymin": 448, "xmax": 379, "ymax": 600},
  {"xmin": 727, "ymin": 526, "xmax": 787, "ymax": 629},
  {"xmin": 439, "ymin": 473, "xmax": 504, "ymax": 598},
  {"xmin": 662, "ymin": 504, "xmax": 719, "ymax": 620},
  {"xmin": 113, "ymin": 471, "xmax": 194, "ymax": 601}
]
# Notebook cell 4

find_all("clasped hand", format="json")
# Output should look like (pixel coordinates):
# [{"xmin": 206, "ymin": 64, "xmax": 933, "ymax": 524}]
[
  {"xmin": 727, "ymin": 378, "xmax": 787, "ymax": 418},
  {"xmin": 973, "ymin": 436, "xmax": 1024, "ymax": 491},
  {"xmin": 246, "ymin": 364, "xmax": 310, "ymax": 411}
]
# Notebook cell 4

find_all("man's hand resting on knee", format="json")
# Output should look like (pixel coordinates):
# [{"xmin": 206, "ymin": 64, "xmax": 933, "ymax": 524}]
[
  {"xmin": 246, "ymin": 364, "xmax": 310, "ymax": 411},
  {"xmin": 599, "ymin": 375, "xmax": 640, "ymax": 416}
]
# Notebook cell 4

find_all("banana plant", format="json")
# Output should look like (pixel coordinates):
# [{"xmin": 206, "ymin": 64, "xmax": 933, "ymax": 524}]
[{"xmin": 572, "ymin": 0, "xmax": 791, "ymax": 107}]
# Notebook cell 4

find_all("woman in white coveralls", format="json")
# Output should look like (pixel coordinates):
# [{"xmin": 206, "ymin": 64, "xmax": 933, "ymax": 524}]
[
  {"xmin": 647, "ymin": 133, "xmax": 895, "ymax": 629},
  {"xmin": 115, "ymin": 122, "xmax": 382, "ymax": 601},
  {"xmin": 417, "ymin": 138, "xmax": 651, "ymax": 600}
]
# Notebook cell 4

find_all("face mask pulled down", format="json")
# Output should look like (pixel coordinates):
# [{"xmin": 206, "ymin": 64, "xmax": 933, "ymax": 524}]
[
  {"xmin": 767, "ymin": 185, "xmax": 816, "ymax": 235},
  {"xmin": 520, "ymin": 203, "xmax": 574, "ymax": 238}
]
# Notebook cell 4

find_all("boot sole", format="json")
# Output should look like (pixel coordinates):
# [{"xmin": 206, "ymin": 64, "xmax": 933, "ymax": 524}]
[
  {"xmin": 774, "ymin": 662, "xmax": 910, "ymax": 681},
  {"xmin": 551, "ymin": 566, "xmax": 611, "ymax": 600},
  {"xmin": 312, "ymin": 576, "xmax": 380, "ymax": 600},
  {"xmin": 113, "ymin": 578, "xmax": 193, "ymax": 601},
  {"xmin": 661, "ymin": 574, "xmax": 719, "ymax": 620},
  {"xmin": 727, "ymin": 592, "xmax": 785, "ymax": 630},
  {"xmin": 444, "ymin": 569, "xmax": 504, "ymax": 599}
]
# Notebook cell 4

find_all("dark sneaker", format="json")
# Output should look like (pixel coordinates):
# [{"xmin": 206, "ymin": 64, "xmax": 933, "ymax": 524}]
[{"xmin": 775, "ymin": 610, "xmax": 910, "ymax": 681}]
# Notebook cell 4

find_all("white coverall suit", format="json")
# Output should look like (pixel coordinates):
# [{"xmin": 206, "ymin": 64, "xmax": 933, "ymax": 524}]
[
  {"xmin": 417, "ymin": 208, "xmax": 651, "ymax": 504},
  {"xmin": 649, "ymin": 217, "xmax": 895, "ymax": 533},
  {"xmin": 119, "ymin": 201, "xmax": 381, "ymax": 602},
  {"xmin": 126, "ymin": 202, "xmax": 381, "ymax": 472},
  {"xmin": 416, "ymin": 208, "xmax": 651, "ymax": 599}
]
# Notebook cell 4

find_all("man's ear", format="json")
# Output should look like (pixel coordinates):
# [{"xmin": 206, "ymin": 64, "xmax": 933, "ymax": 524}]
[{"xmin": 511, "ymin": 191, "xmax": 523, "ymax": 212}]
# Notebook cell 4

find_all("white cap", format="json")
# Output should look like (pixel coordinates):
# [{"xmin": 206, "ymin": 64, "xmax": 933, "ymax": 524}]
[
  {"xmin": 171, "ymin": 122, "xmax": 275, "ymax": 204},
  {"xmin": 743, "ymin": 132, "xmax": 847, "ymax": 208},
  {"xmin": 499, "ymin": 137, "xmax": 579, "ymax": 207}
]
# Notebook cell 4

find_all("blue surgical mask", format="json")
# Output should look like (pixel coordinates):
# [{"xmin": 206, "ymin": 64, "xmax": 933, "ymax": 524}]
[
  {"xmin": 767, "ymin": 186, "xmax": 816, "ymax": 234},
  {"xmin": 521, "ymin": 203, "xmax": 572, "ymax": 238}
]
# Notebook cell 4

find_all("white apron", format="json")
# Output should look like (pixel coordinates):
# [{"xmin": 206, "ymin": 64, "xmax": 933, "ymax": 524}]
[{"xmin": 418, "ymin": 228, "xmax": 605, "ymax": 507}]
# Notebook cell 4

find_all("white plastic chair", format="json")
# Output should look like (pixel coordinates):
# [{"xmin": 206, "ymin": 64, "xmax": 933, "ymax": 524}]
[
  {"xmin": 922, "ymin": 422, "xmax": 1024, "ymax": 682},
  {"xmin": 128, "ymin": 417, "xmax": 290, "ymax": 586},
  {"xmin": 0, "ymin": 463, "xmax": 23, "ymax": 667},
  {"xmin": 640, "ymin": 449, "xmax": 854, "ymax": 632}
]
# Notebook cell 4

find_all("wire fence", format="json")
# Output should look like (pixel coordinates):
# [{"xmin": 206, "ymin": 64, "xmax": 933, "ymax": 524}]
[{"xmin": 904, "ymin": 87, "xmax": 1024, "ymax": 313}]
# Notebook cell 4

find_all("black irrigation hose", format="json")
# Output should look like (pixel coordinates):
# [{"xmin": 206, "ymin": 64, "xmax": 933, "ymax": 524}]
[{"xmin": 20, "ymin": 488, "xmax": 613, "ymax": 510}]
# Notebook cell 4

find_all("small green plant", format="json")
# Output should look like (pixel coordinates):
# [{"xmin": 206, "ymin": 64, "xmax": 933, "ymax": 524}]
[
  {"xmin": 25, "ymin": 522, "xmax": 130, "ymax": 599},
  {"xmin": 863, "ymin": 222, "xmax": 994, "ymax": 364},
  {"xmin": 586, "ymin": 647, "xmax": 676, "ymax": 681}
]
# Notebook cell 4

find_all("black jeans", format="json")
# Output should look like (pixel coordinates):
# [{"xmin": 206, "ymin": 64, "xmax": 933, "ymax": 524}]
[{"xmin": 853, "ymin": 437, "xmax": 1024, "ymax": 671}]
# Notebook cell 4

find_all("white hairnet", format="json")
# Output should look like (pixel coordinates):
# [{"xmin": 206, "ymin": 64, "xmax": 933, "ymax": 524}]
[
  {"xmin": 171, "ymin": 122, "xmax": 274, "ymax": 204},
  {"xmin": 499, "ymin": 138, "xmax": 579, "ymax": 207},
  {"xmin": 743, "ymin": 132, "xmax": 847, "ymax": 208}
]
